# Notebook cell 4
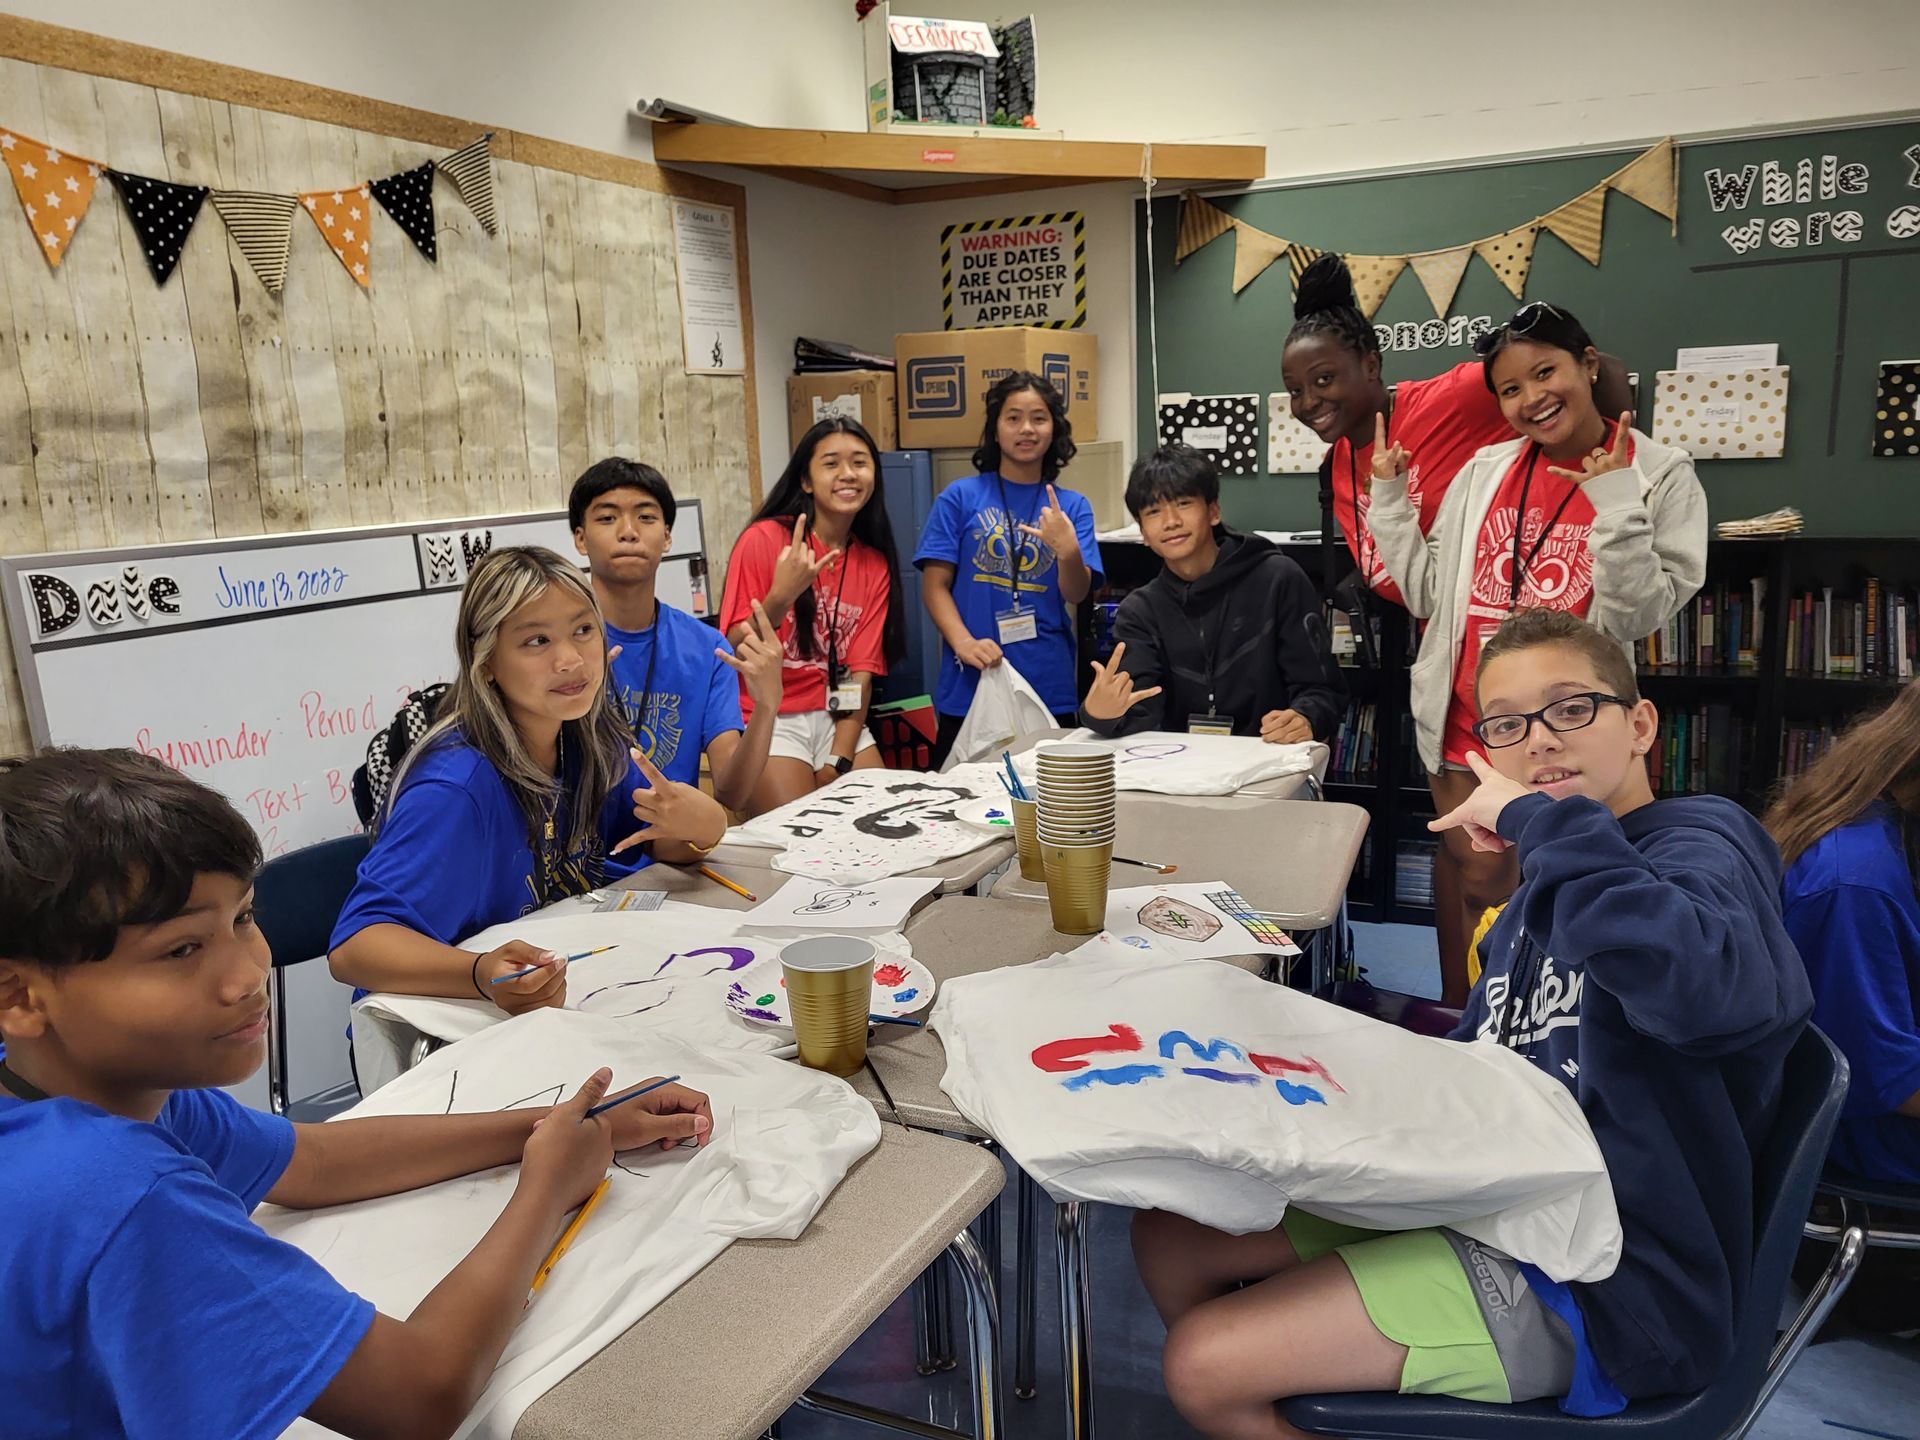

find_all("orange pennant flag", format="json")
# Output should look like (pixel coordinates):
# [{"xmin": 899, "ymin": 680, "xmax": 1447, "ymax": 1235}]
[
  {"xmin": 0, "ymin": 128, "xmax": 102, "ymax": 269},
  {"xmin": 301, "ymin": 183, "xmax": 372, "ymax": 287}
]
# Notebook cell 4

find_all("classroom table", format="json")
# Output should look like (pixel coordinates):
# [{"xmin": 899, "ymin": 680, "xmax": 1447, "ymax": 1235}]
[
  {"xmin": 1007, "ymin": 729, "xmax": 1327, "ymax": 806},
  {"xmin": 991, "ymin": 796, "xmax": 1370, "ymax": 992},
  {"xmin": 514, "ymin": 1125, "xmax": 1006, "ymax": 1440}
]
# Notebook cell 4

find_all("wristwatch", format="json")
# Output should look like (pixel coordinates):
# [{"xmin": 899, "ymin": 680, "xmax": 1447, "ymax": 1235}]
[{"xmin": 831, "ymin": 754, "xmax": 854, "ymax": 775}]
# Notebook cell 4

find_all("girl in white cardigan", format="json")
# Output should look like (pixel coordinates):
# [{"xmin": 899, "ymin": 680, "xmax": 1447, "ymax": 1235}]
[{"xmin": 1369, "ymin": 302, "xmax": 1707, "ymax": 947}]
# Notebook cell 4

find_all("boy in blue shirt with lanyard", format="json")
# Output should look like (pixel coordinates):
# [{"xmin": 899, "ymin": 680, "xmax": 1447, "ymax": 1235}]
[
  {"xmin": 570, "ymin": 458, "xmax": 783, "ymax": 811},
  {"xmin": 916, "ymin": 371, "xmax": 1104, "ymax": 764},
  {"xmin": 0, "ymin": 748, "xmax": 713, "ymax": 1439}
]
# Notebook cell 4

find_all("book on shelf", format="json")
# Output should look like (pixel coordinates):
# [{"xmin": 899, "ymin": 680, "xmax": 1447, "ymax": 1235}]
[
  {"xmin": 1394, "ymin": 838, "xmax": 1438, "ymax": 909},
  {"xmin": 1636, "ymin": 577, "xmax": 1766, "ymax": 671},
  {"xmin": 1783, "ymin": 579, "xmax": 1917, "ymax": 679},
  {"xmin": 1646, "ymin": 703, "xmax": 1749, "ymax": 798},
  {"xmin": 1779, "ymin": 722, "xmax": 1838, "ymax": 778},
  {"xmin": 1329, "ymin": 700, "xmax": 1379, "ymax": 783}
]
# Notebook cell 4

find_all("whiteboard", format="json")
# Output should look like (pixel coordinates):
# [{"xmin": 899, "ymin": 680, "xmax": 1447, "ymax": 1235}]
[{"xmin": 2, "ymin": 504, "xmax": 711, "ymax": 861}]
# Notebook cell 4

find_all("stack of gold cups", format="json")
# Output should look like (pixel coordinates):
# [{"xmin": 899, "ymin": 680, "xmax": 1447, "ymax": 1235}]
[{"xmin": 1034, "ymin": 741, "xmax": 1116, "ymax": 934}]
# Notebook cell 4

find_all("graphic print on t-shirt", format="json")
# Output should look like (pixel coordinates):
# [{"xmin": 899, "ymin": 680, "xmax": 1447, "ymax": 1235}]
[
  {"xmin": 967, "ymin": 504, "xmax": 1056, "ymax": 597},
  {"xmin": 783, "ymin": 591, "xmax": 869, "ymax": 674},
  {"xmin": 621, "ymin": 687, "xmax": 686, "ymax": 774}
]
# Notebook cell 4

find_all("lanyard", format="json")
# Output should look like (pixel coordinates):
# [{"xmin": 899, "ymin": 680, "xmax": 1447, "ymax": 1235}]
[
  {"xmin": 994, "ymin": 475, "xmax": 1043, "ymax": 590},
  {"xmin": 0, "ymin": 1060, "xmax": 49, "ymax": 1102},
  {"xmin": 1506, "ymin": 444, "xmax": 1581, "ymax": 611},
  {"xmin": 628, "ymin": 602, "xmax": 662, "ymax": 743},
  {"xmin": 821, "ymin": 538, "xmax": 852, "ymax": 683}
]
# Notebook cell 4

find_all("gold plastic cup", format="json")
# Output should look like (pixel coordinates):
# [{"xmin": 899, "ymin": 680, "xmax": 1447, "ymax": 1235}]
[
  {"xmin": 1011, "ymin": 796, "xmax": 1045, "ymax": 880},
  {"xmin": 781, "ymin": 935, "xmax": 876, "ymax": 1078},
  {"xmin": 1041, "ymin": 840, "xmax": 1114, "ymax": 935}
]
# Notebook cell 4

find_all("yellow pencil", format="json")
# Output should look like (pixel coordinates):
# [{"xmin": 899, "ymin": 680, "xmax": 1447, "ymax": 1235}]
[
  {"xmin": 529, "ymin": 1176, "xmax": 610, "ymax": 1297},
  {"xmin": 696, "ymin": 865, "xmax": 758, "ymax": 903}
]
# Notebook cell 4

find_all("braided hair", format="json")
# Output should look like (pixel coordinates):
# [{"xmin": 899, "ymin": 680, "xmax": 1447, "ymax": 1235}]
[{"xmin": 1285, "ymin": 255, "xmax": 1380, "ymax": 361}]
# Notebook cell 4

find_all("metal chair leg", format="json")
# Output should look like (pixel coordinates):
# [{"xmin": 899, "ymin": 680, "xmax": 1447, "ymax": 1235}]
[
  {"xmin": 949, "ymin": 1228, "xmax": 1005, "ymax": 1440},
  {"xmin": 1056, "ymin": 1199, "xmax": 1095, "ymax": 1440},
  {"xmin": 914, "ymin": 1268, "xmax": 940, "ymax": 1376},
  {"xmin": 1015, "ymin": 1168, "xmax": 1038, "ymax": 1400},
  {"xmin": 931, "ymin": 1249, "xmax": 958, "ymax": 1370},
  {"xmin": 1728, "ymin": 1221, "xmax": 1866, "ymax": 1440}
]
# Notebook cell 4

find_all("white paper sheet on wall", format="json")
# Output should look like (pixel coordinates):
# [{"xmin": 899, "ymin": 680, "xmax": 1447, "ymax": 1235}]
[{"xmin": 1651, "ymin": 367, "xmax": 1790, "ymax": 459}]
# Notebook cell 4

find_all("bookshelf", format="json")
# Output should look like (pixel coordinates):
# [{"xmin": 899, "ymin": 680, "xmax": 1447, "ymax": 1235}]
[{"xmin": 1082, "ymin": 534, "xmax": 1920, "ymax": 931}]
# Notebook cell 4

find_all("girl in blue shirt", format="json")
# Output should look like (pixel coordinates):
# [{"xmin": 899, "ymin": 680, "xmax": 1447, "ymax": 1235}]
[
  {"xmin": 915, "ymin": 371, "xmax": 1104, "ymax": 764},
  {"xmin": 1768, "ymin": 679, "xmax": 1920, "ymax": 1185},
  {"xmin": 330, "ymin": 547, "xmax": 727, "ymax": 1013}
]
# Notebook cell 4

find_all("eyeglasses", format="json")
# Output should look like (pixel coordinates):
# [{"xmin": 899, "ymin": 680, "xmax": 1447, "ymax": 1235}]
[
  {"xmin": 1471, "ymin": 691, "xmax": 1632, "ymax": 748},
  {"xmin": 1472, "ymin": 301, "xmax": 1567, "ymax": 357}
]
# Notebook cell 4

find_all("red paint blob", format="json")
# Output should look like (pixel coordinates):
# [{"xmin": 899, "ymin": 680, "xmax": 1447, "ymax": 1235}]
[{"xmin": 874, "ymin": 962, "xmax": 909, "ymax": 986}]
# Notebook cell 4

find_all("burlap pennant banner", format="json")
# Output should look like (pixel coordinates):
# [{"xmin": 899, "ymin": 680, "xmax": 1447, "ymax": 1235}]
[
  {"xmin": 1605, "ymin": 136, "xmax": 1678, "ymax": 226},
  {"xmin": 1176, "ymin": 191, "xmax": 1234, "ymax": 263},
  {"xmin": 1475, "ymin": 225, "xmax": 1539, "ymax": 300},
  {"xmin": 1541, "ymin": 185, "xmax": 1607, "ymax": 265},
  {"xmin": 1345, "ymin": 254, "xmax": 1407, "ymax": 318},
  {"xmin": 1408, "ymin": 246, "xmax": 1473, "ymax": 320},
  {"xmin": 1231, "ymin": 220, "xmax": 1289, "ymax": 294}
]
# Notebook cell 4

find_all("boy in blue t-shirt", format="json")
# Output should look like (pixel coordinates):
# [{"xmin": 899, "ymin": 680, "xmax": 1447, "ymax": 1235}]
[
  {"xmin": 915, "ymin": 372, "xmax": 1104, "ymax": 763},
  {"xmin": 570, "ymin": 458, "xmax": 783, "ymax": 810},
  {"xmin": 0, "ymin": 748, "xmax": 714, "ymax": 1440}
]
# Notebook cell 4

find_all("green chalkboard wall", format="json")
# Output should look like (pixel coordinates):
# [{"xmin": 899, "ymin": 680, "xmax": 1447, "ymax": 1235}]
[{"xmin": 1133, "ymin": 118, "xmax": 1920, "ymax": 536}]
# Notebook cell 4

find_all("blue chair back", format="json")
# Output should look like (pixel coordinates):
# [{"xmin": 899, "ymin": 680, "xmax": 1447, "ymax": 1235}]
[
  {"xmin": 1282, "ymin": 1024, "xmax": 1852, "ymax": 1438},
  {"xmin": 253, "ymin": 834, "xmax": 370, "ymax": 1114},
  {"xmin": 254, "ymin": 834, "xmax": 370, "ymax": 971}
]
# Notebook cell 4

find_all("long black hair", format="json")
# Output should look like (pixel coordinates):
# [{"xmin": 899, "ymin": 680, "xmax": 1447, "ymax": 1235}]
[
  {"xmin": 746, "ymin": 416, "xmax": 906, "ymax": 664},
  {"xmin": 1285, "ymin": 255, "xmax": 1381, "ymax": 361},
  {"xmin": 972, "ymin": 370, "xmax": 1077, "ymax": 483},
  {"xmin": 1475, "ymin": 303, "xmax": 1597, "ymax": 392}
]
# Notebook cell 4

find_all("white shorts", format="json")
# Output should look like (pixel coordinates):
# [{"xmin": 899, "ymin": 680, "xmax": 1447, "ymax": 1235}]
[{"xmin": 768, "ymin": 711, "xmax": 878, "ymax": 770}]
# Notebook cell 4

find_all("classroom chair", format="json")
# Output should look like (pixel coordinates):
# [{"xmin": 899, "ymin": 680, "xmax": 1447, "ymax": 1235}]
[
  {"xmin": 252, "ymin": 833, "xmax": 372, "ymax": 1115},
  {"xmin": 1282, "ymin": 1024, "xmax": 1863, "ymax": 1439}
]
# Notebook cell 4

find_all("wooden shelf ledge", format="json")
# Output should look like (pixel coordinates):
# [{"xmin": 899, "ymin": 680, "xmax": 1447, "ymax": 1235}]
[{"xmin": 651, "ymin": 122, "xmax": 1264, "ymax": 205}]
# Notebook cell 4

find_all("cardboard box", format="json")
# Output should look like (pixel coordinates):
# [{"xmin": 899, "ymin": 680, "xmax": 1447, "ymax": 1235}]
[
  {"xmin": 787, "ymin": 370, "xmax": 898, "ymax": 451},
  {"xmin": 894, "ymin": 327, "xmax": 1097, "ymax": 451}
]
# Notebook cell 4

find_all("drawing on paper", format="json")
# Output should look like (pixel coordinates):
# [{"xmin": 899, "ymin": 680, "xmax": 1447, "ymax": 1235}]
[
  {"xmin": 1137, "ymin": 895, "xmax": 1222, "ymax": 942},
  {"xmin": 1120, "ymin": 742, "xmax": 1188, "ymax": 763},
  {"xmin": 1029, "ymin": 1022, "xmax": 1343, "ymax": 1105},
  {"xmin": 793, "ymin": 886, "xmax": 877, "ymax": 915},
  {"xmin": 1205, "ymin": 888, "xmax": 1294, "ymax": 949}
]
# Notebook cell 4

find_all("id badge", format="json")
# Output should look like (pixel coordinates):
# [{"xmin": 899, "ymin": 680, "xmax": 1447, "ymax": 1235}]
[
  {"xmin": 1188, "ymin": 713, "xmax": 1233, "ymax": 737},
  {"xmin": 828, "ymin": 680, "xmax": 864, "ymax": 714},
  {"xmin": 996, "ymin": 605, "xmax": 1039, "ymax": 645}
]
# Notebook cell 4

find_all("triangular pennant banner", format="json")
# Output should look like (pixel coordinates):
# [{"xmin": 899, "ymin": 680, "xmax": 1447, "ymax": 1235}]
[
  {"xmin": 1541, "ymin": 185, "xmax": 1607, "ymax": 265},
  {"xmin": 1231, "ymin": 220, "xmax": 1289, "ymax": 294},
  {"xmin": 1474, "ymin": 225, "xmax": 1539, "ymax": 300},
  {"xmin": 435, "ymin": 132, "xmax": 497, "ymax": 237},
  {"xmin": 370, "ymin": 160, "xmax": 437, "ymax": 261},
  {"xmin": 210, "ymin": 189, "xmax": 298, "ymax": 294},
  {"xmin": 1408, "ymin": 246, "xmax": 1474, "ymax": 319},
  {"xmin": 0, "ymin": 129, "xmax": 102, "ymax": 269},
  {"xmin": 1175, "ymin": 192, "xmax": 1235, "ymax": 263},
  {"xmin": 301, "ymin": 184, "xmax": 373, "ymax": 288},
  {"xmin": 1286, "ymin": 243, "xmax": 1326, "ymax": 292},
  {"xmin": 1344, "ymin": 254, "xmax": 1407, "ymax": 319},
  {"xmin": 1606, "ymin": 137, "xmax": 1678, "ymax": 223},
  {"xmin": 106, "ymin": 169, "xmax": 208, "ymax": 285}
]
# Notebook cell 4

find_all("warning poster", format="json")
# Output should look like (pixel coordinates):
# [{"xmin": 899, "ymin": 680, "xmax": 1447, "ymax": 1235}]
[{"xmin": 941, "ymin": 210, "xmax": 1086, "ymax": 330}]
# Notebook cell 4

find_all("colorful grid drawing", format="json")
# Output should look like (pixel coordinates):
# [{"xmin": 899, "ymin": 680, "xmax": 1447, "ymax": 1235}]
[{"xmin": 1204, "ymin": 887, "xmax": 1294, "ymax": 948}]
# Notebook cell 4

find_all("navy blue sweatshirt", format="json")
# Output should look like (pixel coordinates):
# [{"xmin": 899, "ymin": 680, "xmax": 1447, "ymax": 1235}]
[{"xmin": 1453, "ymin": 792, "xmax": 1812, "ymax": 1401}]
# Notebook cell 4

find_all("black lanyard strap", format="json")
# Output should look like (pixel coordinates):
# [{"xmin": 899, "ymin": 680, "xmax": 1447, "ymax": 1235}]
[
  {"xmin": 0, "ymin": 1060, "xmax": 49, "ymax": 1102},
  {"xmin": 823, "ymin": 539, "xmax": 852, "ymax": 684},
  {"xmin": 629, "ymin": 601, "xmax": 662, "ymax": 741},
  {"xmin": 1506, "ymin": 444, "xmax": 1581, "ymax": 611},
  {"xmin": 995, "ymin": 476, "xmax": 1043, "ymax": 590}
]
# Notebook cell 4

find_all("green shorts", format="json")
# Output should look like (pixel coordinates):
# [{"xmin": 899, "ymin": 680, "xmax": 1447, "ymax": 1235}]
[{"xmin": 1282, "ymin": 1211, "xmax": 1575, "ymax": 1405}]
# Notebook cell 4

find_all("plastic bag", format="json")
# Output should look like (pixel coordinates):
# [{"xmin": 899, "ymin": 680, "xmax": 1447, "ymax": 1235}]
[{"xmin": 943, "ymin": 663, "xmax": 1055, "ymax": 769}]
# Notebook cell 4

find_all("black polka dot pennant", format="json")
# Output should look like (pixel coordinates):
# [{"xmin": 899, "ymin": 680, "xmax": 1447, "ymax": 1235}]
[
  {"xmin": 105, "ymin": 169, "xmax": 208, "ymax": 285},
  {"xmin": 370, "ymin": 159, "xmax": 438, "ymax": 262}
]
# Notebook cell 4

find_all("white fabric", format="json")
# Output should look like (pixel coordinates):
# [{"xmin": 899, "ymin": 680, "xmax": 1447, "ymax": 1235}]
[
  {"xmin": 273, "ymin": 1009, "xmax": 880, "ymax": 1439},
  {"xmin": 740, "ymin": 873, "xmax": 941, "ymax": 930},
  {"xmin": 767, "ymin": 710, "xmax": 877, "ymax": 768},
  {"xmin": 934, "ymin": 947, "xmax": 1620, "ymax": 1282},
  {"xmin": 1015, "ymin": 729, "xmax": 1318, "ymax": 797},
  {"xmin": 1366, "ymin": 429, "xmax": 1707, "ymax": 773},
  {"xmin": 941, "ymin": 663, "xmax": 1057, "ymax": 770},
  {"xmin": 723, "ymin": 762, "xmax": 1010, "ymax": 882},
  {"xmin": 1097, "ymin": 884, "xmax": 1301, "ymax": 959},
  {"xmin": 348, "ymin": 898, "xmax": 910, "ymax": 1090}
]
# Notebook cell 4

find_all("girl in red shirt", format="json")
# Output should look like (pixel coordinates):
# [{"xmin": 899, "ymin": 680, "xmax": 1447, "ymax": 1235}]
[{"xmin": 720, "ymin": 418, "xmax": 906, "ymax": 814}]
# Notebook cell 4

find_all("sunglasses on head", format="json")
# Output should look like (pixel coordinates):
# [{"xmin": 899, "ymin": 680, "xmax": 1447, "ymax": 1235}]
[{"xmin": 1472, "ymin": 301, "xmax": 1567, "ymax": 357}]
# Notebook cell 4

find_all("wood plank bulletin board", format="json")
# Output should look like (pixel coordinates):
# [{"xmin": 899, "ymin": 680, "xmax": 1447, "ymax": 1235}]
[{"xmin": 0, "ymin": 15, "xmax": 760, "ymax": 756}]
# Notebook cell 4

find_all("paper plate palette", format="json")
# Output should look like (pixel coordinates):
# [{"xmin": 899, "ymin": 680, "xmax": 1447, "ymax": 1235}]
[
  {"xmin": 723, "ymin": 952, "xmax": 936, "ymax": 1026},
  {"xmin": 952, "ymin": 796, "xmax": 1017, "ymax": 833}
]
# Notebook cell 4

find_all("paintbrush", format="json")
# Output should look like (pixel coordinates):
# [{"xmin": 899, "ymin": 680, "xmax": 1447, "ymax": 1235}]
[
  {"xmin": 491, "ymin": 945, "xmax": 618, "ymax": 984},
  {"xmin": 1113, "ymin": 856, "xmax": 1178, "ymax": 874},
  {"xmin": 584, "ymin": 1072, "xmax": 683, "ymax": 1119},
  {"xmin": 869, "ymin": 1013, "xmax": 925, "ymax": 1027}
]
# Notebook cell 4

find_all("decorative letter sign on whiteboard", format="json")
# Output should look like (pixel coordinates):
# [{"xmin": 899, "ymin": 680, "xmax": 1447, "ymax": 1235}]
[{"xmin": 2, "ymin": 505, "xmax": 708, "ymax": 859}]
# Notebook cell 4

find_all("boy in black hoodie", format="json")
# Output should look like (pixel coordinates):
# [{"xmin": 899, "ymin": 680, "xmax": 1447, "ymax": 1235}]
[
  {"xmin": 1080, "ymin": 446, "xmax": 1344, "ymax": 742},
  {"xmin": 1130, "ymin": 608, "xmax": 1811, "ymax": 1437}
]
